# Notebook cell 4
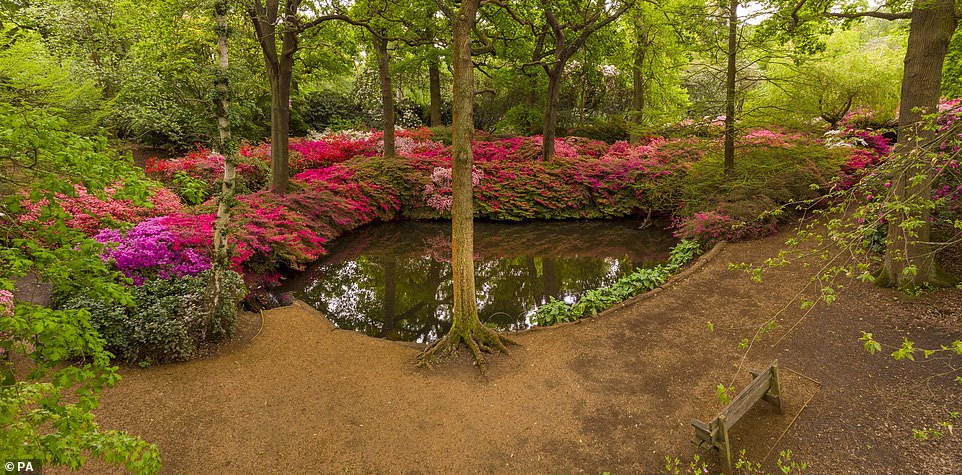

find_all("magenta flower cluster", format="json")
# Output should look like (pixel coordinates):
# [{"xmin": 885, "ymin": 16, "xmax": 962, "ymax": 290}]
[{"xmin": 95, "ymin": 217, "xmax": 211, "ymax": 285}]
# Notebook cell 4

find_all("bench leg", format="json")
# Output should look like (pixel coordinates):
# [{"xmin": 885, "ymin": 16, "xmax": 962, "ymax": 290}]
[
  {"xmin": 718, "ymin": 414, "xmax": 733, "ymax": 475},
  {"xmin": 770, "ymin": 362, "xmax": 783, "ymax": 415}
]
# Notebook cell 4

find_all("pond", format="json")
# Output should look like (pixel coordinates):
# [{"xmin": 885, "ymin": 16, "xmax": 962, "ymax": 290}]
[{"xmin": 279, "ymin": 220, "xmax": 676, "ymax": 343}]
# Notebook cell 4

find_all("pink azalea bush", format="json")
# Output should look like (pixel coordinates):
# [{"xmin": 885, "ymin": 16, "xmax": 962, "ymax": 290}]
[
  {"xmin": 740, "ymin": 129, "xmax": 806, "ymax": 148},
  {"xmin": 19, "ymin": 184, "xmax": 184, "ymax": 235},
  {"xmin": 95, "ymin": 217, "xmax": 211, "ymax": 285},
  {"xmin": 672, "ymin": 210, "xmax": 778, "ymax": 245}
]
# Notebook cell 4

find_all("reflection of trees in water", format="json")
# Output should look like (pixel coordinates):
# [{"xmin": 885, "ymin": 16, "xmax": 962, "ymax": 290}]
[{"xmin": 288, "ymin": 220, "xmax": 675, "ymax": 342}]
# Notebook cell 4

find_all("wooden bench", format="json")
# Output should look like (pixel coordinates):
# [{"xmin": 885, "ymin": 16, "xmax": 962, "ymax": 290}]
[{"xmin": 692, "ymin": 360, "xmax": 783, "ymax": 474}]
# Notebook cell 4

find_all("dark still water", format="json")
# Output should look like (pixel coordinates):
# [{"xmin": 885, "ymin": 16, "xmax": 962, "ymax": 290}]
[{"xmin": 279, "ymin": 220, "xmax": 676, "ymax": 342}]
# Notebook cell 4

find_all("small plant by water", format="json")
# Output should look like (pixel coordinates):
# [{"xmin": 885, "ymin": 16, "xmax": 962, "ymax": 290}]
[{"xmin": 533, "ymin": 240, "xmax": 701, "ymax": 326}]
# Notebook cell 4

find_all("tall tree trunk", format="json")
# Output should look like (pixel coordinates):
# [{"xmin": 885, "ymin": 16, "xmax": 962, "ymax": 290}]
[
  {"xmin": 723, "ymin": 0, "xmax": 738, "ymax": 175},
  {"xmin": 209, "ymin": 0, "xmax": 238, "ymax": 337},
  {"xmin": 267, "ymin": 66, "xmax": 291, "ymax": 193},
  {"xmin": 429, "ymin": 59, "xmax": 443, "ymax": 126},
  {"xmin": 630, "ymin": 25, "xmax": 648, "ymax": 144},
  {"xmin": 418, "ymin": 0, "xmax": 512, "ymax": 371},
  {"xmin": 374, "ymin": 36, "xmax": 396, "ymax": 157},
  {"xmin": 249, "ymin": 1, "xmax": 297, "ymax": 194},
  {"xmin": 449, "ymin": 0, "xmax": 481, "ymax": 346},
  {"xmin": 542, "ymin": 66, "xmax": 563, "ymax": 160},
  {"xmin": 878, "ymin": 0, "xmax": 957, "ymax": 288}
]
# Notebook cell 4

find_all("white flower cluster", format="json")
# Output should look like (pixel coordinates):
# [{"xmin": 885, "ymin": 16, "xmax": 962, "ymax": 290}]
[{"xmin": 822, "ymin": 129, "xmax": 866, "ymax": 149}]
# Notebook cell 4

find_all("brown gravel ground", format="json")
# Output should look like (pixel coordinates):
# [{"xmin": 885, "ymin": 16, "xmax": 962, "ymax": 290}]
[{"xmin": 78, "ymin": 231, "xmax": 962, "ymax": 474}]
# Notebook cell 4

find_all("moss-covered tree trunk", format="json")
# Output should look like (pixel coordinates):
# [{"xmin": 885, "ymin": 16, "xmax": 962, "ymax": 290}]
[
  {"xmin": 877, "ymin": 0, "xmax": 957, "ymax": 288},
  {"xmin": 418, "ymin": 0, "xmax": 512, "ymax": 372}
]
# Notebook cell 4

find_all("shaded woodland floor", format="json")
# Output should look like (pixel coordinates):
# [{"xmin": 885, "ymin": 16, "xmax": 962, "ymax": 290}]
[{"xmin": 82, "ymin": 231, "xmax": 962, "ymax": 474}]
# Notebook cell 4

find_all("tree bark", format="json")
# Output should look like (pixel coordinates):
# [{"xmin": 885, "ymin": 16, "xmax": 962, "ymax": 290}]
[
  {"xmin": 374, "ymin": 36, "xmax": 397, "ymax": 157},
  {"xmin": 630, "ymin": 21, "xmax": 649, "ymax": 144},
  {"xmin": 429, "ymin": 60, "xmax": 443, "ymax": 126},
  {"xmin": 209, "ymin": 0, "xmax": 238, "ymax": 337},
  {"xmin": 268, "ymin": 66, "xmax": 291, "ymax": 193},
  {"xmin": 249, "ymin": 0, "xmax": 299, "ymax": 194},
  {"xmin": 418, "ymin": 0, "xmax": 511, "ymax": 372},
  {"xmin": 449, "ymin": 0, "xmax": 481, "ymax": 343},
  {"xmin": 542, "ymin": 66, "xmax": 563, "ymax": 160},
  {"xmin": 723, "ymin": 0, "xmax": 738, "ymax": 175},
  {"xmin": 878, "ymin": 0, "xmax": 957, "ymax": 288}
]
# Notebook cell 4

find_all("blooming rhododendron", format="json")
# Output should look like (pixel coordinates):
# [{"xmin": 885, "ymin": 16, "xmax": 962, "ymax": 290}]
[
  {"xmin": 19, "ymin": 185, "xmax": 185, "ymax": 235},
  {"xmin": 96, "ymin": 217, "xmax": 211, "ymax": 285},
  {"xmin": 423, "ymin": 166, "xmax": 484, "ymax": 212}
]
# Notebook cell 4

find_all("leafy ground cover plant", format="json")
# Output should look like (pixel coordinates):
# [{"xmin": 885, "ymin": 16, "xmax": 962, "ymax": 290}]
[{"xmin": 533, "ymin": 240, "xmax": 702, "ymax": 326}]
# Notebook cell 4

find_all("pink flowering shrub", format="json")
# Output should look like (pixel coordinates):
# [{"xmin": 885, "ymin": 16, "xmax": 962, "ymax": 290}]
[
  {"xmin": 19, "ymin": 185, "xmax": 184, "ymax": 235},
  {"xmin": 838, "ymin": 106, "xmax": 891, "ymax": 129},
  {"xmin": 0, "ymin": 290, "xmax": 11, "ymax": 316},
  {"xmin": 825, "ymin": 129, "xmax": 893, "ymax": 189},
  {"xmin": 740, "ymin": 129, "xmax": 805, "ymax": 148},
  {"xmin": 423, "ymin": 166, "xmax": 484, "ymax": 212},
  {"xmin": 148, "ymin": 146, "xmax": 270, "ymax": 196},
  {"xmin": 672, "ymin": 210, "xmax": 777, "ymax": 244},
  {"xmin": 58, "ymin": 127, "xmax": 860, "ymax": 284}
]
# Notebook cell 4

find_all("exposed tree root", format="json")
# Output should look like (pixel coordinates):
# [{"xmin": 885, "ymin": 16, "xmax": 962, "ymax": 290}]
[{"xmin": 417, "ymin": 326, "xmax": 516, "ymax": 374}]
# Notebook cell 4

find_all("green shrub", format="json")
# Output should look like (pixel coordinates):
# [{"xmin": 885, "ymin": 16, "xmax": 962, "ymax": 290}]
[
  {"xmin": 300, "ymin": 90, "xmax": 364, "ymax": 132},
  {"xmin": 680, "ymin": 143, "xmax": 847, "ymax": 220},
  {"xmin": 496, "ymin": 104, "xmax": 544, "ymax": 135},
  {"xmin": 59, "ymin": 270, "xmax": 246, "ymax": 364},
  {"xmin": 566, "ymin": 117, "xmax": 631, "ymax": 143}
]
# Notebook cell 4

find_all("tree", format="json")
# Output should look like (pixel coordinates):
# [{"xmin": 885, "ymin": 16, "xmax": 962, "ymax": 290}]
[
  {"xmin": 747, "ymin": 21, "xmax": 904, "ymax": 129},
  {"xmin": 418, "ymin": 0, "xmax": 512, "ymax": 372},
  {"xmin": 336, "ymin": 0, "xmax": 442, "ymax": 156},
  {"xmin": 247, "ymin": 0, "xmax": 347, "ymax": 193},
  {"xmin": 765, "ymin": 0, "xmax": 959, "ymax": 287},
  {"xmin": 208, "ymin": 0, "xmax": 240, "ymax": 334},
  {"xmin": 0, "ymin": 105, "xmax": 161, "ymax": 473},
  {"xmin": 536, "ymin": 0, "xmax": 631, "ymax": 159},
  {"xmin": 594, "ymin": 1, "xmax": 690, "ymax": 140},
  {"xmin": 723, "ymin": 0, "xmax": 738, "ymax": 174},
  {"xmin": 875, "ymin": 0, "xmax": 957, "ymax": 288},
  {"xmin": 498, "ymin": 0, "xmax": 631, "ymax": 159}
]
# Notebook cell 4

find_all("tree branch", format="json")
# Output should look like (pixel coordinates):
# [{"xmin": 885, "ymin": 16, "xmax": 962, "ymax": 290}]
[{"xmin": 827, "ymin": 10, "xmax": 912, "ymax": 20}]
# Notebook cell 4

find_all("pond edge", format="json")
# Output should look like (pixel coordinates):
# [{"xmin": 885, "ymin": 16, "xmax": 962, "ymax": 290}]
[
  {"xmin": 512, "ymin": 240, "xmax": 728, "ymax": 336},
  {"xmin": 275, "ymin": 240, "xmax": 727, "ymax": 348}
]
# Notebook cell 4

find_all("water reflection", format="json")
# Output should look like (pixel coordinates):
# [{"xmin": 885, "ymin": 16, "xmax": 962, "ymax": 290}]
[{"xmin": 280, "ymin": 220, "xmax": 676, "ymax": 342}]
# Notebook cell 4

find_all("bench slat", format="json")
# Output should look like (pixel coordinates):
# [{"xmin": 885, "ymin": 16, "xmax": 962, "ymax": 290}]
[{"xmin": 721, "ymin": 365, "xmax": 774, "ymax": 426}]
